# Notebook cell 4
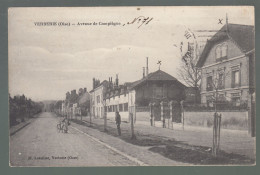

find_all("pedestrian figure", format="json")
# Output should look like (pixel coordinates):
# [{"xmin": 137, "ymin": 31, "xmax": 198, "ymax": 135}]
[
  {"xmin": 150, "ymin": 114, "xmax": 153, "ymax": 126},
  {"xmin": 62, "ymin": 117, "xmax": 68, "ymax": 133},
  {"xmin": 162, "ymin": 118, "xmax": 166, "ymax": 128},
  {"xmin": 115, "ymin": 111, "xmax": 121, "ymax": 136}
]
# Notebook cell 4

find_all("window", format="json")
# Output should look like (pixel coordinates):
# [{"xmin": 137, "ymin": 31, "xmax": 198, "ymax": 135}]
[
  {"xmin": 218, "ymin": 73, "xmax": 224, "ymax": 89},
  {"xmin": 206, "ymin": 95, "xmax": 213, "ymax": 107},
  {"xmin": 231, "ymin": 93, "xmax": 240, "ymax": 106},
  {"xmin": 96, "ymin": 95, "xmax": 100, "ymax": 103},
  {"xmin": 221, "ymin": 43, "xmax": 228, "ymax": 57},
  {"xmin": 124, "ymin": 103, "xmax": 128, "ymax": 112},
  {"xmin": 119, "ymin": 104, "xmax": 123, "ymax": 112},
  {"xmin": 152, "ymin": 84, "xmax": 163, "ymax": 98},
  {"xmin": 232, "ymin": 70, "xmax": 240, "ymax": 88},
  {"xmin": 114, "ymin": 105, "xmax": 118, "ymax": 112},
  {"xmin": 206, "ymin": 76, "xmax": 213, "ymax": 91},
  {"xmin": 216, "ymin": 43, "xmax": 228, "ymax": 60},
  {"xmin": 218, "ymin": 94, "xmax": 225, "ymax": 101},
  {"xmin": 216, "ymin": 46, "xmax": 221, "ymax": 59}
]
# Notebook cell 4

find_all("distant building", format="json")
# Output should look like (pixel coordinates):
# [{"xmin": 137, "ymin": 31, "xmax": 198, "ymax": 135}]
[{"xmin": 89, "ymin": 79, "xmax": 108, "ymax": 118}]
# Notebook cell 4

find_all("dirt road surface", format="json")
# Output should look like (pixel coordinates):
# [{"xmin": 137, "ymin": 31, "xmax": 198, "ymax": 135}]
[{"xmin": 10, "ymin": 112, "xmax": 138, "ymax": 167}]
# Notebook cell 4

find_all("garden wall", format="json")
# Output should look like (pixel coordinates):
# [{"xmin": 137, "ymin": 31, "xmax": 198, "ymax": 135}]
[
  {"xmin": 184, "ymin": 111, "xmax": 248, "ymax": 130},
  {"xmin": 134, "ymin": 111, "xmax": 248, "ymax": 130}
]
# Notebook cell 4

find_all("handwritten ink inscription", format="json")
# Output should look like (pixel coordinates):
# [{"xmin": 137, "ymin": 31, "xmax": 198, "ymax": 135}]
[{"xmin": 123, "ymin": 16, "xmax": 153, "ymax": 28}]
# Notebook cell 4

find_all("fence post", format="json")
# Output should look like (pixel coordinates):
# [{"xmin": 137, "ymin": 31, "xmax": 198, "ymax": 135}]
[
  {"xmin": 160, "ymin": 101, "xmax": 165, "ymax": 128},
  {"xmin": 149, "ymin": 103, "xmax": 153, "ymax": 126},
  {"xmin": 134, "ymin": 105, "xmax": 136, "ymax": 124},
  {"xmin": 104, "ymin": 110, "xmax": 107, "ymax": 132},
  {"xmin": 89, "ymin": 111, "xmax": 92, "ymax": 127},
  {"xmin": 130, "ymin": 112, "xmax": 136, "ymax": 139},
  {"xmin": 152, "ymin": 103, "xmax": 155, "ymax": 126},
  {"xmin": 180, "ymin": 101, "xmax": 184, "ymax": 130},
  {"xmin": 80, "ymin": 109, "xmax": 82, "ymax": 121},
  {"xmin": 169, "ymin": 101, "xmax": 173, "ymax": 130}
]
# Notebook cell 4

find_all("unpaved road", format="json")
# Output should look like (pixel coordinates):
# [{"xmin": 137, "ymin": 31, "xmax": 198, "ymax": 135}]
[{"xmin": 10, "ymin": 112, "xmax": 138, "ymax": 167}]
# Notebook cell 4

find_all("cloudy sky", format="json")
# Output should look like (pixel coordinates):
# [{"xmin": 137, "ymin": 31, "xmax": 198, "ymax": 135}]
[{"xmin": 8, "ymin": 6, "xmax": 254, "ymax": 101}]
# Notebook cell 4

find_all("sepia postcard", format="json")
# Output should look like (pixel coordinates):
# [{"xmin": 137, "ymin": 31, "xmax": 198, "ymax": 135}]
[{"xmin": 8, "ymin": 6, "xmax": 255, "ymax": 167}]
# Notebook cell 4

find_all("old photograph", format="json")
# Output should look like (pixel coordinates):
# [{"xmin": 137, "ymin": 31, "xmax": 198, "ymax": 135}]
[{"xmin": 8, "ymin": 6, "xmax": 255, "ymax": 166}]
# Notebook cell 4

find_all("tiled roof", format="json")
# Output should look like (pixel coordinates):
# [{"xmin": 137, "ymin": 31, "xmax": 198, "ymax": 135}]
[
  {"xmin": 196, "ymin": 23, "xmax": 254, "ymax": 67},
  {"xmin": 129, "ymin": 69, "xmax": 185, "ymax": 89}
]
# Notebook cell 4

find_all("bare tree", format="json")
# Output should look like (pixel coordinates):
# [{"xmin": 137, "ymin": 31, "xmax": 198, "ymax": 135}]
[
  {"xmin": 178, "ymin": 43, "xmax": 201, "ymax": 88},
  {"xmin": 177, "ymin": 36, "xmax": 201, "ymax": 103},
  {"xmin": 207, "ymin": 68, "xmax": 230, "ymax": 156}
]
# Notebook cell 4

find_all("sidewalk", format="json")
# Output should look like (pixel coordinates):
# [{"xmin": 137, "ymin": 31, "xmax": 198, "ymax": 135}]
[
  {"xmin": 74, "ymin": 116, "xmax": 255, "ymax": 164},
  {"xmin": 10, "ymin": 117, "xmax": 37, "ymax": 136},
  {"xmin": 70, "ymin": 119, "xmax": 188, "ymax": 166}
]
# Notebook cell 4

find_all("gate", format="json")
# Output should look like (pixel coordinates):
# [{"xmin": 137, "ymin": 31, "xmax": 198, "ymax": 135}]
[{"xmin": 172, "ymin": 101, "xmax": 182, "ymax": 123}]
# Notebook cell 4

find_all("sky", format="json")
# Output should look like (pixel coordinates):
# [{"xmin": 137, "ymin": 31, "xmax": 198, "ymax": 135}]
[{"xmin": 8, "ymin": 6, "xmax": 254, "ymax": 101}]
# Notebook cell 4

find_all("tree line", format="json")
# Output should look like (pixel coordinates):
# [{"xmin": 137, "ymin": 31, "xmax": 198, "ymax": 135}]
[{"xmin": 9, "ymin": 94, "xmax": 44, "ymax": 126}]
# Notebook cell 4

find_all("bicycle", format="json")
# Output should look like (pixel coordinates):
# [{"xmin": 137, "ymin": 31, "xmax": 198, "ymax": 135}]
[{"xmin": 57, "ymin": 122, "xmax": 64, "ymax": 133}]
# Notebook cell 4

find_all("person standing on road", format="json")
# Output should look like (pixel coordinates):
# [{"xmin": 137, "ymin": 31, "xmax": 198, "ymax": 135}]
[
  {"xmin": 115, "ymin": 111, "xmax": 121, "ymax": 136},
  {"xmin": 61, "ymin": 117, "xmax": 68, "ymax": 133}
]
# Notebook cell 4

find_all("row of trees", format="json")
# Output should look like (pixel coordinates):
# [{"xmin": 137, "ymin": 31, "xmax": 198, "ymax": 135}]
[{"xmin": 9, "ymin": 94, "xmax": 44, "ymax": 126}]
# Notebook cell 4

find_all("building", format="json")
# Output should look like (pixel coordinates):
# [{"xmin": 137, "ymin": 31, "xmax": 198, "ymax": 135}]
[
  {"xmin": 103, "ymin": 69, "xmax": 186, "ymax": 121},
  {"xmin": 196, "ymin": 23, "xmax": 255, "ymax": 106},
  {"xmin": 104, "ymin": 77, "xmax": 129, "ymax": 120},
  {"xmin": 184, "ymin": 87, "xmax": 200, "ymax": 104},
  {"xmin": 196, "ymin": 23, "xmax": 255, "ymax": 136},
  {"xmin": 89, "ymin": 78, "xmax": 108, "ymax": 118},
  {"xmin": 128, "ymin": 69, "xmax": 186, "ymax": 106}
]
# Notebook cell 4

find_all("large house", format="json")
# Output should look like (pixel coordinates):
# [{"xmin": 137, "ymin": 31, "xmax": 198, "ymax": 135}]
[
  {"xmin": 196, "ymin": 23, "xmax": 255, "ymax": 106},
  {"xmin": 196, "ymin": 23, "xmax": 255, "ymax": 136}
]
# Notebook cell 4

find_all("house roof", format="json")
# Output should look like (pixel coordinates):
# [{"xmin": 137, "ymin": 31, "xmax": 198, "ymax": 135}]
[
  {"xmin": 196, "ymin": 23, "xmax": 255, "ymax": 68},
  {"xmin": 89, "ymin": 80, "xmax": 108, "ymax": 93},
  {"xmin": 129, "ymin": 69, "xmax": 185, "ymax": 89}
]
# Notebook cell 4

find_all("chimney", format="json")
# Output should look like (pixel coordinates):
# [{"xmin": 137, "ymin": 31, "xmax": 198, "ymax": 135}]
[
  {"xmin": 93, "ymin": 78, "xmax": 95, "ymax": 89},
  {"xmin": 143, "ymin": 67, "xmax": 145, "ymax": 78},
  {"xmin": 116, "ymin": 74, "xmax": 119, "ymax": 86},
  {"xmin": 146, "ymin": 57, "xmax": 149, "ymax": 76},
  {"xmin": 226, "ymin": 13, "xmax": 229, "ymax": 33}
]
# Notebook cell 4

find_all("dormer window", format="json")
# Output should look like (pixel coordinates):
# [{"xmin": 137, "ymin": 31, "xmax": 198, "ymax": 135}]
[
  {"xmin": 215, "ymin": 43, "xmax": 228, "ymax": 61},
  {"xmin": 216, "ymin": 46, "xmax": 221, "ymax": 59},
  {"xmin": 221, "ymin": 43, "xmax": 228, "ymax": 57}
]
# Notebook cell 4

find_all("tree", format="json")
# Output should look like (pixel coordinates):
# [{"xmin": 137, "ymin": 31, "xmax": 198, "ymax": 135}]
[
  {"xmin": 207, "ymin": 68, "xmax": 230, "ymax": 156},
  {"xmin": 177, "ymin": 37, "xmax": 201, "ymax": 103}
]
